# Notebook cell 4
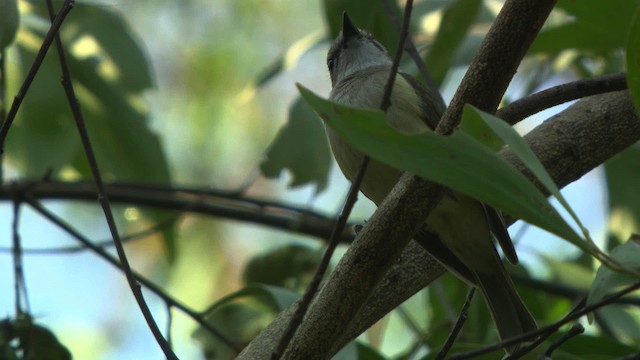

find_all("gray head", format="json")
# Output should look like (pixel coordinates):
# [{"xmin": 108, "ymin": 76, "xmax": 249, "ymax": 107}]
[{"xmin": 327, "ymin": 13, "xmax": 392, "ymax": 87}]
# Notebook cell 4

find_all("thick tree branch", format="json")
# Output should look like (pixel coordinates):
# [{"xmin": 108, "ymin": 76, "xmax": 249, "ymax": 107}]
[{"xmin": 238, "ymin": 91, "xmax": 640, "ymax": 359}]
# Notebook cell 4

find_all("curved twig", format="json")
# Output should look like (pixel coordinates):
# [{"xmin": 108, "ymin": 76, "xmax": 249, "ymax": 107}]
[{"xmin": 498, "ymin": 72, "xmax": 627, "ymax": 124}]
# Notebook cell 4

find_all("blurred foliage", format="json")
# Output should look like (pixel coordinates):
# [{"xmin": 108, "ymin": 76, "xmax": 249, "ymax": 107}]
[
  {"xmin": 0, "ymin": 317, "xmax": 71, "ymax": 360},
  {"xmin": 242, "ymin": 243, "xmax": 323, "ymax": 291},
  {"xmin": 260, "ymin": 97, "xmax": 332, "ymax": 194},
  {"xmin": 0, "ymin": 0, "xmax": 19, "ymax": 50},
  {"xmin": 1, "ymin": 0, "xmax": 640, "ymax": 359}
]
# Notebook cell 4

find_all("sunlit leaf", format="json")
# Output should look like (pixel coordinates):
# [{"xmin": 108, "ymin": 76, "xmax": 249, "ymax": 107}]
[
  {"xmin": 8, "ymin": 2, "xmax": 175, "ymax": 259},
  {"xmin": 298, "ymin": 85, "xmax": 583, "ymax": 250},
  {"xmin": 261, "ymin": 96, "xmax": 332, "ymax": 194}
]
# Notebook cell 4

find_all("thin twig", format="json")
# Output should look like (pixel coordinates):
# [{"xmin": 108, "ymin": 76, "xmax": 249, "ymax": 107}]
[
  {"xmin": 1, "ymin": 49, "xmax": 7, "ymax": 182},
  {"xmin": 436, "ymin": 288, "xmax": 476, "ymax": 360},
  {"xmin": 24, "ymin": 197, "xmax": 240, "ymax": 353},
  {"xmin": 381, "ymin": 0, "xmax": 414, "ymax": 112},
  {"xmin": 543, "ymin": 323, "xmax": 584, "ymax": 357},
  {"xmin": 11, "ymin": 200, "xmax": 29, "ymax": 315},
  {"xmin": 270, "ymin": 156, "xmax": 370, "ymax": 360},
  {"xmin": 0, "ymin": 212, "xmax": 181, "ymax": 255},
  {"xmin": 0, "ymin": 0, "xmax": 75, "ymax": 153},
  {"xmin": 44, "ymin": 1, "xmax": 176, "ymax": 358},
  {"xmin": 451, "ymin": 281, "xmax": 640, "ymax": 359},
  {"xmin": 379, "ymin": 0, "xmax": 444, "ymax": 104},
  {"xmin": 271, "ymin": 3, "xmax": 415, "ymax": 358},
  {"xmin": 505, "ymin": 298, "xmax": 587, "ymax": 359},
  {"xmin": 497, "ymin": 72, "xmax": 628, "ymax": 125}
]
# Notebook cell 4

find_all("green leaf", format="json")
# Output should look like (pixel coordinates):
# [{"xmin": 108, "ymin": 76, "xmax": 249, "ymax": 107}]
[
  {"xmin": 2, "ymin": 319, "xmax": 72, "ymax": 360},
  {"xmin": 605, "ymin": 144, "xmax": 640, "ymax": 242},
  {"xmin": 596, "ymin": 306, "xmax": 640, "ymax": 343},
  {"xmin": 194, "ymin": 302, "xmax": 271, "ymax": 359},
  {"xmin": 8, "ymin": 3, "xmax": 176, "ymax": 260},
  {"xmin": 627, "ymin": 3, "xmax": 640, "ymax": 113},
  {"xmin": 458, "ymin": 107, "xmax": 503, "ymax": 150},
  {"xmin": 0, "ymin": 0, "xmax": 18, "ymax": 49},
  {"xmin": 587, "ymin": 237, "xmax": 640, "ymax": 313},
  {"xmin": 542, "ymin": 255, "xmax": 594, "ymax": 290},
  {"xmin": 334, "ymin": 342, "xmax": 387, "ymax": 360},
  {"xmin": 424, "ymin": 0, "xmax": 482, "ymax": 86},
  {"xmin": 547, "ymin": 333, "xmax": 638, "ymax": 359},
  {"xmin": 7, "ymin": 44, "xmax": 81, "ymax": 176},
  {"xmin": 464, "ymin": 106, "xmax": 594, "ymax": 250},
  {"xmin": 194, "ymin": 285, "xmax": 300, "ymax": 358},
  {"xmin": 204, "ymin": 284, "xmax": 300, "ymax": 315},
  {"xmin": 243, "ymin": 243, "xmax": 322, "ymax": 291},
  {"xmin": 297, "ymin": 84, "xmax": 584, "ymax": 249},
  {"xmin": 261, "ymin": 96, "xmax": 332, "ymax": 194}
]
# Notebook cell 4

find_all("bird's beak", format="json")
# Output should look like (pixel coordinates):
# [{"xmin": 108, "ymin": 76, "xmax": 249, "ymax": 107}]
[{"xmin": 342, "ymin": 12, "xmax": 359, "ymax": 40}]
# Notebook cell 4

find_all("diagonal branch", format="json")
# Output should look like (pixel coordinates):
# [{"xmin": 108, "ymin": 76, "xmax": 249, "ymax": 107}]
[{"xmin": 44, "ymin": 0, "xmax": 175, "ymax": 357}]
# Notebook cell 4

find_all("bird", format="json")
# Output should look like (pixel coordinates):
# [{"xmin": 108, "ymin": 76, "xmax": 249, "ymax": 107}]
[{"xmin": 324, "ymin": 12, "xmax": 537, "ymax": 353}]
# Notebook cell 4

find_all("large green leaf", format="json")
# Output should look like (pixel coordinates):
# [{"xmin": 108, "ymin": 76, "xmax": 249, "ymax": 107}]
[
  {"xmin": 465, "ymin": 106, "xmax": 598, "ymax": 254},
  {"xmin": 261, "ymin": 96, "xmax": 332, "ymax": 194},
  {"xmin": 424, "ymin": 0, "xmax": 482, "ymax": 86},
  {"xmin": 587, "ymin": 237, "xmax": 640, "ymax": 312},
  {"xmin": 298, "ymin": 85, "xmax": 583, "ymax": 248},
  {"xmin": 7, "ymin": 3, "xmax": 176, "ymax": 259}
]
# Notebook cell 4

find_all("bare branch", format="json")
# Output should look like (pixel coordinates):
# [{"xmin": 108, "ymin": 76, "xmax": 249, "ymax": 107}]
[
  {"xmin": 497, "ymin": 72, "xmax": 628, "ymax": 125},
  {"xmin": 44, "ymin": 0, "xmax": 174, "ymax": 356},
  {"xmin": 0, "ymin": 181, "xmax": 353, "ymax": 242}
]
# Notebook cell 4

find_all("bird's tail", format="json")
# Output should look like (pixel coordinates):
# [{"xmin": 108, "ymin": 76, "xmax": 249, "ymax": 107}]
[{"xmin": 475, "ymin": 269, "xmax": 537, "ymax": 354}]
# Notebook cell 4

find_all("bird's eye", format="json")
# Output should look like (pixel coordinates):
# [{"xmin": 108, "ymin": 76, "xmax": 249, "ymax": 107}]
[{"xmin": 327, "ymin": 58, "xmax": 335, "ymax": 71}]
